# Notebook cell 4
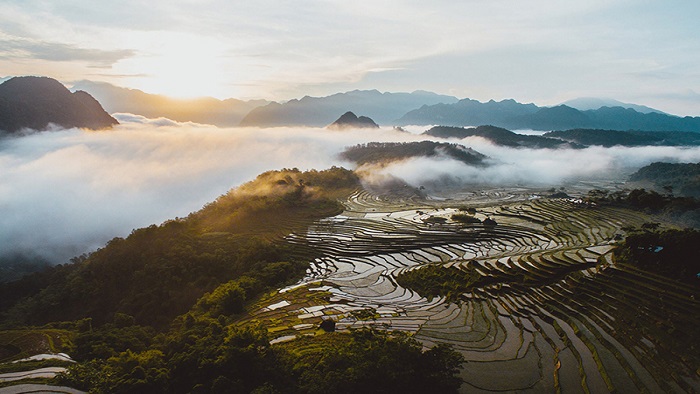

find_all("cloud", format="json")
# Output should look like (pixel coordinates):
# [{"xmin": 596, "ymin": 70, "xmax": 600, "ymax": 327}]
[
  {"xmin": 112, "ymin": 113, "xmax": 182, "ymax": 127},
  {"xmin": 2, "ymin": 119, "xmax": 700, "ymax": 266},
  {"xmin": 0, "ymin": 120, "xmax": 414, "ymax": 264},
  {"xmin": 371, "ymin": 140, "xmax": 700, "ymax": 191},
  {"xmin": 0, "ymin": 36, "xmax": 135, "ymax": 68}
]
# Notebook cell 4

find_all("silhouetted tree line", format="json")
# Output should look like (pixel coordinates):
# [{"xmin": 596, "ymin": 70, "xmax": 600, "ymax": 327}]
[
  {"xmin": 585, "ymin": 188, "xmax": 700, "ymax": 228},
  {"xmin": 340, "ymin": 141, "xmax": 486, "ymax": 166},
  {"xmin": 614, "ymin": 228, "xmax": 700, "ymax": 285}
]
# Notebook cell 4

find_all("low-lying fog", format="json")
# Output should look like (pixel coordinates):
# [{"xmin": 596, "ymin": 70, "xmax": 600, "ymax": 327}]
[{"xmin": 3, "ymin": 114, "xmax": 700, "ymax": 265}]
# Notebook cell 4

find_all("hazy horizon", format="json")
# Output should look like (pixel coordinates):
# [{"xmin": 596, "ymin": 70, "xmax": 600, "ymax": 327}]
[{"xmin": 1, "ymin": 1, "xmax": 698, "ymax": 115}]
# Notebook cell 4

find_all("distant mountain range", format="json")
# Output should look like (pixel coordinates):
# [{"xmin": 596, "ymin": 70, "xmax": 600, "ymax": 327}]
[
  {"xmin": 562, "ymin": 97, "xmax": 665, "ymax": 114},
  {"xmin": 71, "ymin": 80, "xmax": 267, "ymax": 127},
  {"xmin": 5, "ymin": 76, "xmax": 699, "ymax": 133},
  {"xmin": 328, "ymin": 111, "xmax": 379, "ymax": 129},
  {"xmin": 398, "ymin": 99, "xmax": 700, "ymax": 132},
  {"xmin": 240, "ymin": 90, "xmax": 459, "ymax": 127},
  {"xmin": 0, "ymin": 76, "xmax": 118, "ymax": 133}
]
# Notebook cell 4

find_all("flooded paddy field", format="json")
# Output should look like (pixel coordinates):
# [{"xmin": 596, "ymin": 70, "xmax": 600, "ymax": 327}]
[{"xmin": 244, "ymin": 184, "xmax": 700, "ymax": 393}]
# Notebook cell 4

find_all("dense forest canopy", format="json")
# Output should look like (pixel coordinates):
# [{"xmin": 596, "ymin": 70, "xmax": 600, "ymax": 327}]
[
  {"xmin": 340, "ymin": 141, "xmax": 486, "ymax": 167},
  {"xmin": 424, "ymin": 125, "xmax": 579, "ymax": 149},
  {"xmin": 0, "ymin": 167, "xmax": 360, "ymax": 328},
  {"xmin": 629, "ymin": 161, "xmax": 700, "ymax": 198},
  {"xmin": 544, "ymin": 129, "xmax": 700, "ymax": 147}
]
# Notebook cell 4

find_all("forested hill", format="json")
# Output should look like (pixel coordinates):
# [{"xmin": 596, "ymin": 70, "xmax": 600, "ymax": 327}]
[
  {"xmin": 0, "ymin": 167, "xmax": 468, "ymax": 393},
  {"xmin": 544, "ymin": 129, "xmax": 700, "ymax": 147},
  {"xmin": 340, "ymin": 141, "xmax": 487, "ymax": 166},
  {"xmin": 0, "ymin": 167, "xmax": 360, "ymax": 328},
  {"xmin": 424, "ymin": 125, "xmax": 580, "ymax": 148},
  {"xmin": 629, "ymin": 162, "xmax": 700, "ymax": 198},
  {"xmin": 0, "ymin": 76, "xmax": 118, "ymax": 133}
]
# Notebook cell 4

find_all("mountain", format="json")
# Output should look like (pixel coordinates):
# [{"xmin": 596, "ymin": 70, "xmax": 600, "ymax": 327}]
[
  {"xmin": 71, "ymin": 80, "xmax": 268, "ymax": 127},
  {"xmin": 0, "ymin": 168, "xmax": 360, "ymax": 328},
  {"xmin": 544, "ymin": 129, "xmax": 700, "ymax": 147},
  {"xmin": 629, "ymin": 162, "xmax": 700, "ymax": 198},
  {"xmin": 397, "ymin": 99, "xmax": 700, "ymax": 132},
  {"xmin": 0, "ymin": 76, "xmax": 118, "ymax": 133},
  {"xmin": 582, "ymin": 106, "xmax": 700, "ymax": 131},
  {"xmin": 514, "ymin": 105, "xmax": 593, "ymax": 130},
  {"xmin": 563, "ymin": 97, "xmax": 665, "ymax": 114},
  {"xmin": 239, "ymin": 89, "xmax": 459, "ymax": 127},
  {"xmin": 397, "ymin": 98, "xmax": 539, "ymax": 127},
  {"xmin": 340, "ymin": 141, "xmax": 487, "ymax": 167},
  {"xmin": 328, "ymin": 111, "xmax": 379, "ymax": 129},
  {"xmin": 424, "ymin": 125, "xmax": 580, "ymax": 149}
]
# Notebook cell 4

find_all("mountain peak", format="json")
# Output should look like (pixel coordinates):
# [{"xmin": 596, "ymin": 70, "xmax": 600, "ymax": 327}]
[
  {"xmin": 0, "ymin": 76, "xmax": 118, "ymax": 133},
  {"xmin": 562, "ymin": 97, "xmax": 665, "ymax": 114},
  {"xmin": 328, "ymin": 111, "xmax": 379, "ymax": 129}
]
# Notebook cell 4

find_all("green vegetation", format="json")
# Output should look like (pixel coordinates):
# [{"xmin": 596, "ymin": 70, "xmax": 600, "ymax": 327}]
[
  {"xmin": 0, "ymin": 167, "xmax": 358, "ymax": 329},
  {"xmin": 340, "ymin": 141, "xmax": 486, "ymax": 166},
  {"xmin": 55, "ymin": 321, "xmax": 464, "ymax": 393},
  {"xmin": 0, "ymin": 167, "xmax": 467, "ymax": 392},
  {"xmin": 584, "ymin": 187, "xmax": 700, "ymax": 228},
  {"xmin": 424, "ymin": 125, "xmax": 578, "ymax": 148},
  {"xmin": 0, "ymin": 329, "xmax": 73, "ymax": 362},
  {"xmin": 397, "ymin": 264, "xmax": 485, "ymax": 302},
  {"xmin": 629, "ymin": 161, "xmax": 700, "ymax": 198},
  {"xmin": 614, "ymin": 228, "xmax": 700, "ymax": 284},
  {"xmin": 4, "ymin": 164, "xmax": 700, "ymax": 392},
  {"xmin": 451, "ymin": 213, "xmax": 481, "ymax": 224},
  {"xmin": 544, "ymin": 129, "xmax": 700, "ymax": 147}
]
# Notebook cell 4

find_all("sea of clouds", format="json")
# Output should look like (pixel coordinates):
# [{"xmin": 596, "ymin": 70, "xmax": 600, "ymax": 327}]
[{"xmin": 2, "ymin": 114, "xmax": 700, "ymax": 264}]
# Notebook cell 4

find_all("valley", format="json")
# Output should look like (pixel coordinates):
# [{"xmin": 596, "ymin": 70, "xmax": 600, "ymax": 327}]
[{"xmin": 241, "ymin": 184, "xmax": 699, "ymax": 393}]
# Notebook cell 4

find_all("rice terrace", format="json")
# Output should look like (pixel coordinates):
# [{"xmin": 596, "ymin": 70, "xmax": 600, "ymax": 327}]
[
  {"xmin": 245, "ymin": 184, "xmax": 700, "ymax": 393},
  {"xmin": 3, "ymin": 1, "xmax": 700, "ymax": 391}
]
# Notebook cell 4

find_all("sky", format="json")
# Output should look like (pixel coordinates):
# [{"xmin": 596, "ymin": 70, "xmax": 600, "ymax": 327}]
[{"xmin": 1, "ymin": 0, "xmax": 699, "ymax": 115}]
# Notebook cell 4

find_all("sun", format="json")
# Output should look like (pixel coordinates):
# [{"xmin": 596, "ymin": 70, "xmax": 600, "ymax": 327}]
[{"xmin": 118, "ymin": 33, "xmax": 232, "ymax": 99}]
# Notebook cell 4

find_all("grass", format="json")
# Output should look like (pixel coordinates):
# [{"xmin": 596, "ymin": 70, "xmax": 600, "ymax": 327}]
[{"xmin": 0, "ymin": 330, "xmax": 74, "ymax": 363}]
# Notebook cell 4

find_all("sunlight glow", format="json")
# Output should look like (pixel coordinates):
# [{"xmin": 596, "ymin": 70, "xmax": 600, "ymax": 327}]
[{"xmin": 118, "ymin": 33, "xmax": 231, "ymax": 99}]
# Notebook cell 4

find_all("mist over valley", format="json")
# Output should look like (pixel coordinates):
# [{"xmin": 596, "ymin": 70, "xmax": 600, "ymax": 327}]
[{"xmin": 1, "ymin": 2, "xmax": 700, "ymax": 389}]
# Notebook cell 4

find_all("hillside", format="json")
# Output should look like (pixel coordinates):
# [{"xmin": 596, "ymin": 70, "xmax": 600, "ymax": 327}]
[
  {"xmin": 629, "ymin": 162, "xmax": 700, "ymax": 198},
  {"xmin": 424, "ymin": 125, "xmax": 580, "ymax": 148},
  {"xmin": 327, "ymin": 111, "xmax": 379, "ymax": 129},
  {"xmin": 398, "ymin": 99, "xmax": 700, "ymax": 132},
  {"xmin": 71, "ymin": 80, "xmax": 267, "ymax": 127},
  {"xmin": 0, "ymin": 77, "xmax": 118, "ymax": 133},
  {"xmin": 2, "ymin": 167, "xmax": 700, "ymax": 392},
  {"xmin": 0, "ymin": 167, "xmax": 468, "ymax": 393},
  {"xmin": 239, "ymin": 89, "xmax": 458, "ymax": 127},
  {"xmin": 340, "ymin": 141, "xmax": 487, "ymax": 166},
  {"xmin": 0, "ymin": 168, "xmax": 360, "ymax": 328},
  {"xmin": 544, "ymin": 129, "xmax": 700, "ymax": 147}
]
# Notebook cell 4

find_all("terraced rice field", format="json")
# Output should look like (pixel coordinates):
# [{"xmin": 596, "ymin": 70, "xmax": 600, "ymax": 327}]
[{"xmin": 249, "ymin": 187, "xmax": 700, "ymax": 393}]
